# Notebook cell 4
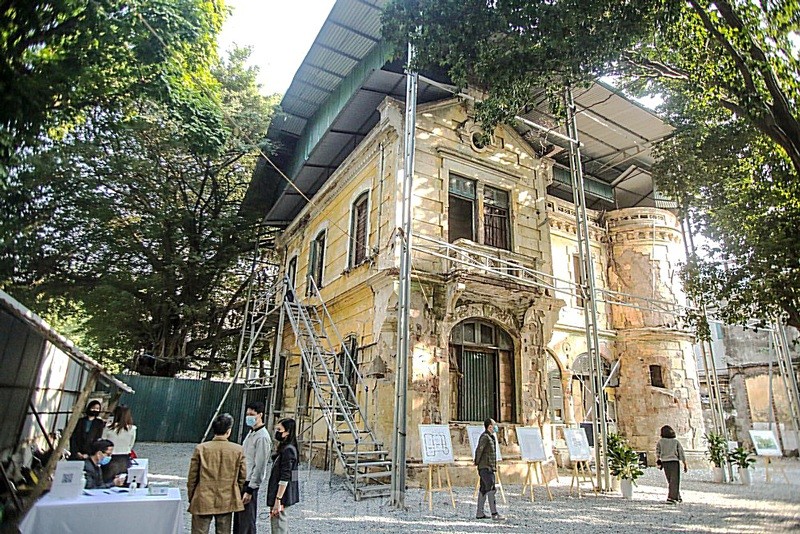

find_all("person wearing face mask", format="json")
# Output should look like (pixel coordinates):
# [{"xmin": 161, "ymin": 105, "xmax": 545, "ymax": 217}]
[
  {"xmin": 266, "ymin": 418, "xmax": 299, "ymax": 534},
  {"xmin": 473, "ymin": 418, "xmax": 504, "ymax": 521},
  {"xmin": 83, "ymin": 439, "xmax": 126, "ymax": 489},
  {"xmin": 70, "ymin": 400, "xmax": 105, "ymax": 460},
  {"xmin": 234, "ymin": 401, "xmax": 272, "ymax": 534}
]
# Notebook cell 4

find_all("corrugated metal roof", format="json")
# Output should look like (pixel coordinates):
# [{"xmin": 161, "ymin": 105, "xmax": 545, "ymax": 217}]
[
  {"xmin": 0, "ymin": 291, "xmax": 133, "ymax": 393},
  {"xmin": 245, "ymin": 0, "xmax": 677, "ymax": 220}
]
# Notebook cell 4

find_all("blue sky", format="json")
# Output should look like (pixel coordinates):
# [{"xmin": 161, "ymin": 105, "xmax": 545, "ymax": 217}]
[{"xmin": 218, "ymin": 0, "xmax": 336, "ymax": 95}]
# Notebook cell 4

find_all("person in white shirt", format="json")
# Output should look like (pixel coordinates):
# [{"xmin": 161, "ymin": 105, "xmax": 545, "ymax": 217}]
[
  {"xmin": 234, "ymin": 401, "xmax": 272, "ymax": 534},
  {"xmin": 101, "ymin": 405, "xmax": 137, "ymax": 482}
]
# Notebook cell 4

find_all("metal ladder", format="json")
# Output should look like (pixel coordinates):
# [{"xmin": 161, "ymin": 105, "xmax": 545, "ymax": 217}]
[
  {"xmin": 770, "ymin": 319, "xmax": 800, "ymax": 450},
  {"xmin": 283, "ymin": 277, "xmax": 391, "ymax": 500}
]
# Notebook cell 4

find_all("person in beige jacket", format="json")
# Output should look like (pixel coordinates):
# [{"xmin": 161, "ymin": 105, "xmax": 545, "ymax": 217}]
[{"xmin": 188, "ymin": 413, "xmax": 247, "ymax": 534}]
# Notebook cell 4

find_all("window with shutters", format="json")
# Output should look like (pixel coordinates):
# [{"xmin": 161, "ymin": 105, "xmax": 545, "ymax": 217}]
[
  {"xmin": 448, "ymin": 175, "xmax": 476, "ymax": 243},
  {"xmin": 349, "ymin": 192, "xmax": 369, "ymax": 267},
  {"xmin": 286, "ymin": 256, "xmax": 297, "ymax": 291},
  {"xmin": 483, "ymin": 186, "xmax": 510, "ymax": 250},
  {"xmin": 307, "ymin": 230, "xmax": 326, "ymax": 294},
  {"xmin": 449, "ymin": 319, "xmax": 515, "ymax": 423},
  {"xmin": 572, "ymin": 255, "xmax": 585, "ymax": 308}
]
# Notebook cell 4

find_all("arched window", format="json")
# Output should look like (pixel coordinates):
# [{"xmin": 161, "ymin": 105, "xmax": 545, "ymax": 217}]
[
  {"xmin": 286, "ymin": 256, "xmax": 297, "ymax": 291},
  {"xmin": 571, "ymin": 353, "xmax": 612, "ymax": 422},
  {"xmin": 308, "ymin": 230, "xmax": 326, "ymax": 294},
  {"xmin": 547, "ymin": 355, "xmax": 564, "ymax": 423},
  {"xmin": 449, "ymin": 320, "xmax": 515, "ymax": 422}
]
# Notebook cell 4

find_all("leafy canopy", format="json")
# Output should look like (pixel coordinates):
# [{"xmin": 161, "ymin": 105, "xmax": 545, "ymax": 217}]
[
  {"xmin": 383, "ymin": 0, "xmax": 800, "ymax": 328},
  {"xmin": 2, "ymin": 48, "xmax": 279, "ymax": 376},
  {"xmin": 0, "ymin": 0, "xmax": 227, "ymax": 179}
]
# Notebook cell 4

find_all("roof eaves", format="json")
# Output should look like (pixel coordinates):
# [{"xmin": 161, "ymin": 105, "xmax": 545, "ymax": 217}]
[{"xmin": 0, "ymin": 291, "xmax": 134, "ymax": 394}]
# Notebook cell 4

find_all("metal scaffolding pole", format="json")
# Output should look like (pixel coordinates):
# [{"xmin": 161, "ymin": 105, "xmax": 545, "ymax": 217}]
[
  {"xmin": 773, "ymin": 319, "xmax": 800, "ymax": 449},
  {"xmin": 564, "ymin": 86, "xmax": 610, "ymax": 491},
  {"xmin": 391, "ymin": 42, "xmax": 417, "ymax": 509},
  {"xmin": 679, "ymin": 210, "xmax": 732, "ymax": 480}
]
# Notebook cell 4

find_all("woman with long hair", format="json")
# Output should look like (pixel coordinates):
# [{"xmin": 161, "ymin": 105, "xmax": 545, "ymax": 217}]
[
  {"xmin": 267, "ymin": 418, "xmax": 300, "ymax": 533},
  {"xmin": 101, "ymin": 405, "xmax": 137, "ymax": 482}
]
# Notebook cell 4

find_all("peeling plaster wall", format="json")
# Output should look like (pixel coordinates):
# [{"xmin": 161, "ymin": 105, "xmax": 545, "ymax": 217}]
[
  {"xmin": 606, "ymin": 209, "xmax": 705, "ymax": 457},
  {"xmin": 268, "ymin": 95, "xmax": 707, "ymax": 480}
]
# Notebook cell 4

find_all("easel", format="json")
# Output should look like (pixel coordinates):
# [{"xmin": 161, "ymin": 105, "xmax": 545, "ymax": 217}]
[
  {"xmin": 472, "ymin": 469, "xmax": 507, "ymax": 504},
  {"xmin": 764, "ymin": 456, "xmax": 790, "ymax": 484},
  {"xmin": 569, "ymin": 460, "xmax": 596, "ymax": 497},
  {"xmin": 425, "ymin": 464, "xmax": 456, "ymax": 511},
  {"xmin": 521, "ymin": 461, "xmax": 553, "ymax": 502}
]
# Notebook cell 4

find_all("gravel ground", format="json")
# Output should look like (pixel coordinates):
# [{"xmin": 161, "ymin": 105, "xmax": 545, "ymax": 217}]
[{"xmin": 136, "ymin": 442, "xmax": 800, "ymax": 533}]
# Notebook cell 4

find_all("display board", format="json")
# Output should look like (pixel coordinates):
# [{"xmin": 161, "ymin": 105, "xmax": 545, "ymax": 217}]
[
  {"xmin": 419, "ymin": 424, "xmax": 454, "ymax": 464},
  {"xmin": 466, "ymin": 425, "xmax": 502, "ymax": 461},
  {"xmin": 749, "ymin": 429, "xmax": 782, "ymax": 457},
  {"xmin": 517, "ymin": 427, "xmax": 548, "ymax": 462},
  {"xmin": 50, "ymin": 461, "xmax": 84, "ymax": 499},
  {"xmin": 564, "ymin": 427, "xmax": 592, "ymax": 461}
]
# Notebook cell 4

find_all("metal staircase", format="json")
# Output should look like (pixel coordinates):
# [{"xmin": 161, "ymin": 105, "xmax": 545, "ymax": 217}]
[{"xmin": 283, "ymin": 277, "xmax": 391, "ymax": 500}]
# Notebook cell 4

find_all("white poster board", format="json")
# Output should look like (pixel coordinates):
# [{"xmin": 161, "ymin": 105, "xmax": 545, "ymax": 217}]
[
  {"xmin": 419, "ymin": 424, "xmax": 454, "ymax": 464},
  {"xmin": 749, "ymin": 429, "xmax": 782, "ymax": 457},
  {"xmin": 466, "ymin": 426, "xmax": 502, "ymax": 461},
  {"xmin": 50, "ymin": 461, "xmax": 84, "ymax": 498},
  {"xmin": 517, "ymin": 427, "xmax": 548, "ymax": 462},
  {"xmin": 564, "ymin": 427, "xmax": 592, "ymax": 461}
]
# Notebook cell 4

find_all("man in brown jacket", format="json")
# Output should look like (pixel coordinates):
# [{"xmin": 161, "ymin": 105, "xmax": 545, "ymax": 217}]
[{"xmin": 188, "ymin": 413, "xmax": 247, "ymax": 534}]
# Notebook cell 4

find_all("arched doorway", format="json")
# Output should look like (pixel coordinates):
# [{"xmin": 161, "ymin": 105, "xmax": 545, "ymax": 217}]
[
  {"xmin": 571, "ymin": 353, "xmax": 616, "ymax": 423},
  {"xmin": 449, "ymin": 319, "xmax": 515, "ymax": 422}
]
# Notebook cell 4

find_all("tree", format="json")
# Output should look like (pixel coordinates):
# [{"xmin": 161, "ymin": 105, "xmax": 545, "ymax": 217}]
[
  {"xmin": 383, "ymin": 0, "xmax": 800, "ymax": 327},
  {"xmin": 0, "ymin": 0, "xmax": 226, "ymax": 179},
  {"xmin": 654, "ymin": 107, "xmax": 800, "ymax": 330},
  {"xmin": 1, "ymin": 48, "xmax": 280, "ymax": 375}
]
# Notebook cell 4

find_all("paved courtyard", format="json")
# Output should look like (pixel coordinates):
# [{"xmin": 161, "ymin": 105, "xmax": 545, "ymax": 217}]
[{"xmin": 137, "ymin": 442, "xmax": 800, "ymax": 533}]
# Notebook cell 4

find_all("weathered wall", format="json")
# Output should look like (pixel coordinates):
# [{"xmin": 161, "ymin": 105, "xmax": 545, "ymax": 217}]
[{"xmin": 606, "ymin": 209, "xmax": 705, "ymax": 455}]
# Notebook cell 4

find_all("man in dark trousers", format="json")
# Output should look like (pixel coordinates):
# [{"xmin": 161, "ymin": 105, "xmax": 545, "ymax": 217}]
[
  {"xmin": 234, "ymin": 401, "xmax": 271, "ymax": 534},
  {"xmin": 70, "ymin": 400, "xmax": 105, "ymax": 460},
  {"xmin": 473, "ymin": 418, "xmax": 504, "ymax": 521}
]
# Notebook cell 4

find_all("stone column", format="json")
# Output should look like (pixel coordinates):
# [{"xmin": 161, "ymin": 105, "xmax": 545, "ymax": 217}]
[{"xmin": 606, "ymin": 208, "xmax": 705, "ymax": 455}]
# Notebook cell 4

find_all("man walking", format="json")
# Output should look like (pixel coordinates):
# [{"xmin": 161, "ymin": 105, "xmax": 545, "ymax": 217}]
[
  {"xmin": 188, "ymin": 413, "xmax": 247, "ymax": 534},
  {"xmin": 234, "ymin": 401, "xmax": 272, "ymax": 534},
  {"xmin": 474, "ymin": 418, "xmax": 504, "ymax": 521}
]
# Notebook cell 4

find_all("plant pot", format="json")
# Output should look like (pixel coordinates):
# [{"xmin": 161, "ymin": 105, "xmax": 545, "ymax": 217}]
[
  {"xmin": 611, "ymin": 476, "xmax": 620, "ymax": 492},
  {"xmin": 620, "ymin": 479, "xmax": 633, "ymax": 499},
  {"xmin": 712, "ymin": 466, "xmax": 724, "ymax": 483},
  {"xmin": 739, "ymin": 467, "xmax": 752, "ymax": 486}
]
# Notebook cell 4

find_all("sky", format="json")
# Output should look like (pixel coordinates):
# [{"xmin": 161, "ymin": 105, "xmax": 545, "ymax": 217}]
[{"xmin": 218, "ymin": 0, "xmax": 336, "ymax": 95}]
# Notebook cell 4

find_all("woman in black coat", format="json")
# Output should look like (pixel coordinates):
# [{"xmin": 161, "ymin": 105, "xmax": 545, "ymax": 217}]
[{"xmin": 267, "ymin": 418, "xmax": 299, "ymax": 533}]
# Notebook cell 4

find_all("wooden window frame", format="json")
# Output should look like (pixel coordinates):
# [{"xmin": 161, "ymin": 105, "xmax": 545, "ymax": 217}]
[{"xmin": 349, "ymin": 192, "xmax": 369, "ymax": 268}]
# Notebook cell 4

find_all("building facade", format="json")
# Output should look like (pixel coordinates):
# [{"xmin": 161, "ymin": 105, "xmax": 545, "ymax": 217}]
[{"xmin": 266, "ymin": 95, "xmax": 705, "ymax": 479}]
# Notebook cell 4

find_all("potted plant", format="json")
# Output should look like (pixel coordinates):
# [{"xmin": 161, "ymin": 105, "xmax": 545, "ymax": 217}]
[
  {"xmin": 608, "ymin": 433, "xmax": 644, "ymax": 498},
  {"xmin": 607, "ymin": 433, "xmax": 624, "ymax": 491},
  {"xmin": 705, "ymin": 432, "xmax": 727, "ymax": 482},
  {"xmin": 729, "ymin": 446, "xmax": 756, "ymax": 486}
]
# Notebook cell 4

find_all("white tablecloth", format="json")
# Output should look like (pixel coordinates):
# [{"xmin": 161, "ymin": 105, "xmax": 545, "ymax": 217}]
[{"xmin": 20, "ymin": 488, "xmax": 183, "ymax": 534}]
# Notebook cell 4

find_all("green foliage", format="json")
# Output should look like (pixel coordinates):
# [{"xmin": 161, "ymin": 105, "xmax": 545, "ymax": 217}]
[
  {"xmin": 728, "ymin": 446, "xmax": 756, "ymax": 470},
  {"xmin": 1, "ymin": 48, "xmax": 278, "ymax": 376},
  {"xmin": 705, "ymin": 432, "xmax": 728, "ymax": 468},
  {"xmin": 0, "ymin": 0, "xmax": 226, "ymax": 178},
  {"xmin": 383, "ymin": 0, "xmax": 800, "ymax": 328},
  {"xmin": 655, "ymin": 109, "xmax": 800, "ymax": 330},
  {"xmin": 607, "ymin": 432, "xmax": 644, "ymax": 482}
]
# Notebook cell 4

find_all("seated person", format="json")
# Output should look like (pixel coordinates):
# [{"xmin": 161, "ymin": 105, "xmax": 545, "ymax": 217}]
[{"xmin": 83, "ymin": 439, "xmax": 125, "ymax": 489}]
